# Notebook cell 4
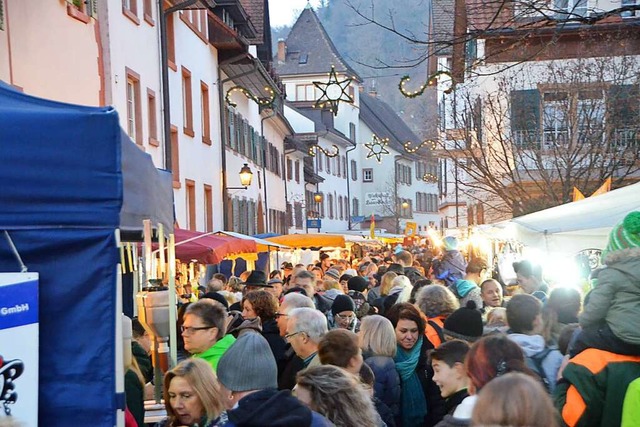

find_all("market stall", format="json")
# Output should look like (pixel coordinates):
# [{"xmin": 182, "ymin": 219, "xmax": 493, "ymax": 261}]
[
  {"xmin": 479, "ymin": 182, "xmax": 640, "ymax": 254},
  {"xmin": 0, "ymin": 82, "xmax": 174, "ymax": 426}
]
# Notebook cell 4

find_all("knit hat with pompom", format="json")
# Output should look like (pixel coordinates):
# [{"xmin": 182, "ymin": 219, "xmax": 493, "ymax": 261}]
[{"xmin": 603, "ymin": 211, "xmax": 640, "ymax": 260}]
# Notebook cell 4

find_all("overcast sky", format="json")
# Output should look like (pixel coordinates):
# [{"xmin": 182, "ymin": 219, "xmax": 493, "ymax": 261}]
[{"xmin": 268, "ymin": 0, "xmax": 322, "ymax": 27}]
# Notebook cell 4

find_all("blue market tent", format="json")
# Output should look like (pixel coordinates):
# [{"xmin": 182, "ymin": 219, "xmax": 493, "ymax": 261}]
[{"xmin": 0, "ymin": 82, "xmax": 173, "ymax": 425}]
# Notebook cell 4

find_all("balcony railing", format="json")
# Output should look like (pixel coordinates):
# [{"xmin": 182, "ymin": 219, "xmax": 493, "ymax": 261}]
[{"xmin": 513, "ymin": 128, "xmax": 639, "ymax": 149}]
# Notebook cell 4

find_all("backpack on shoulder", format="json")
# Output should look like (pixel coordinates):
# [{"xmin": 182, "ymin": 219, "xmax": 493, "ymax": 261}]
[{"xmin": 525, "ymin": 347, "xmax": 553, "ymax": 392}]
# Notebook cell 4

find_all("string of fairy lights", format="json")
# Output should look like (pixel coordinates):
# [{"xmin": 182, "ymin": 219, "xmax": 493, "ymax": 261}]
[
  {"xmin": 399, "ymin": 70, "xmax": 455, "ymax": 98},
  {"xmin": 223, "ymin": 64, "xmax": 444, "ymax": 183},
  {"xmin": 225, "ymin": 85, "xmax": 276, "ymax": 109},
  {"xmin": 308, "ymin": 144, "xmax": 340, "ymax": 158}
]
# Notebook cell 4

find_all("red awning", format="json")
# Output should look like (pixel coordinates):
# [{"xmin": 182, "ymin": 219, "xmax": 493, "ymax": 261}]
[{"xmin": 166, "ymin": 228, "xmax": 257, "ymax": 264}]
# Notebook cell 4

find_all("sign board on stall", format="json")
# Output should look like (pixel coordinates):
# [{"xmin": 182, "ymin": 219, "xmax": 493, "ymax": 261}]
[
  {"xmin": 404, "ymin": 221, "xmax": 417, "ymax": 237},
  {"xmin": 365, "ymin": 192, "xmax": 390, "ymax": 206},
  {"xmin": 307, "ymin": 219, "xmax": 322, "ymax": 229},
  {"xmin": 0, "ymin": 273, "xmax": 39, "ymax": 426}
]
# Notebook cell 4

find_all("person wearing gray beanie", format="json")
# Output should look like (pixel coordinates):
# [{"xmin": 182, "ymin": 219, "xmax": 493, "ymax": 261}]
[
  {"xmin": 218, "ymin": 332, "xmax": 278, "ymax": 393},
  {"xmin": 217, "ymin": 332, "xmax": 333, "ymax": 426}
]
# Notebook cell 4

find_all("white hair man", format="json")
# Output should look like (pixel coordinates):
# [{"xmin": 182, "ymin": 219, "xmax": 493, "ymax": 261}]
[{"xmin": 285, "ymin": 307, "xmax": 328, "ymax": 368}]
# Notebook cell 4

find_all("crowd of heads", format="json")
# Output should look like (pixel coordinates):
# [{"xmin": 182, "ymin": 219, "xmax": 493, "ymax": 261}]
[{"xmin": 127, "ymin": 215, "xmax": 640, "ymax": 427}]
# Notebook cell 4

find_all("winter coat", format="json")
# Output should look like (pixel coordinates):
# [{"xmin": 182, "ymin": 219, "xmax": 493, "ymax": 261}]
[
  {"xmin": 444, "ymin": 389, "xmax": 469, "ymax": 415},
  {"xmin": 368, "ymin": 285, "xmax": 382, "ymax": 305},
  {"xmin": 193, "ymin": 334, "xmax": 236, "ymax": 371},
  {"xmin": 131, "ymin": 341, "xmax": 153, "ymax": 383},
  {"xmin": 403, "ymin": 266, "xmax": 425, "ymax": 285},
  {"xmin": 449, "ymin": 280, "xmax": 483, "ymax": 309},
  {"xmin": 417, "ymin": 336, "xmax": 447, "ymax": 427},
  {"xmin": 622, "ymin": 377, "xmax": 640, "ymax": 427},
  {"xmin": 579, "ymin": 247, "xmax": 640, "ymax": 345},
  {"xmin": 314, "ymin": 293, "xmax": 333, "ymax": 315},
  {"xmin": 278, "ymin": 345, "xmax": 304, "ymax": 390},
  {"xmin": 508, "ymin": 333, "xmax": 564, "ymax": 393},
  {"xmin": 433, "ymin": 251, "xmax": 466, "ymax": 287},
  {"xmin": 364, "ymin": 354, "xmax": 401, "ymax": 418},
  {"xmin": 261, "ymin": 319, "xmax": 287, "ymax": 373},
  {"xmin": 554, "ymin": 348, "xmax": 640, "ymax": 427},
  {"xmin": 223, "ymin": 389, "xmax": 333, "ymax": 427},
  {"xmin": 434, "ymin": 395, "xmax": 476, "ymax": 427}
]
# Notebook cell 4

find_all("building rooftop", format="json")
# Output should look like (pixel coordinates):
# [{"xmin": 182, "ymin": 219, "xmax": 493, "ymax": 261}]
[
  {"xmin": 359, "ymin": 92, "xmax": 423, "ymax": 156},
  {"xmin": 276, "ymin": 7, "xmax": 362, "ymax": 81}
]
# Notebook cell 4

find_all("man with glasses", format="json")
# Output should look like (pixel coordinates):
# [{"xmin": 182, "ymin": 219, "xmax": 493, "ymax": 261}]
[
  {"xmin": 182, "ymin": 299, "xmax": 234, "ymax": 371},
  {"xmin": 330, "ymin": 294, "xmax": 358, "ymax": 331},
  {"xmin": 276, "ymin": 293, "xmax": 315, "ymax": 389},
  {"xmin": 286, "ymin": 307, "xmax": 328, "ymax": 370}
]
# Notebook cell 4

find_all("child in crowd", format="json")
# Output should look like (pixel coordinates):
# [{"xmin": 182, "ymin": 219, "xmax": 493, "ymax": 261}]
[
  {"xmin": 573, "ymin": 211, "xmax": 640, "ymax": 356},
  {"xmin": 430, "ymin": 340, "xmax": 471, "ymax": 416}
]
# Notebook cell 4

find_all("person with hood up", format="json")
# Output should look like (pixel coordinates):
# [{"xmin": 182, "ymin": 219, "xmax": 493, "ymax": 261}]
[
  {"xmin": 432, "ymin": 237, "xmax": 467, "ymax": 288},
  {"xmin": 217, "ymin": 332, "xmax": 332, "ymax": 427}
]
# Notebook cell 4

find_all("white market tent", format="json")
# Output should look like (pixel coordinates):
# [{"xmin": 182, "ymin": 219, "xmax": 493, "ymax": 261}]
[{"xmin": 479, "ymin": 182, "xmax": 640, "ymax": 255}]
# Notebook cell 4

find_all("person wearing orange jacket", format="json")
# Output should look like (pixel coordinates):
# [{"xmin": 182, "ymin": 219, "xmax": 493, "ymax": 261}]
[{"xmin": 553, "ymin": 348, "xmax": 640, "ymax": 427}]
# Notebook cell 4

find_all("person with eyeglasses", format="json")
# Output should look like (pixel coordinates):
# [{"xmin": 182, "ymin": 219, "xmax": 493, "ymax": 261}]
[
  {"xmin": 182, "ymin": 299, "xmax": 235, "ymax": 371},
  {"xmin": 276, "ymin": 293, "xmax": 316, "ymax": 390},
  {"xmin": 329, "ymin": 294, "xmax": 358, "ymax": 332},
  {"xmin": 286, "ymin": 307, "xmax": 328, "ymax": 369}
]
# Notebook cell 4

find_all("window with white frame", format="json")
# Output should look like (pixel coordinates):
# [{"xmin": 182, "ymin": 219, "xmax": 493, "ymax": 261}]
[
  {"xmin": 554, "ymin": 0, "xmax": 587, "ymax": 18},
  {"xmin": 363, "ymin": 168, "xmax": 373, "ymax": 182}
]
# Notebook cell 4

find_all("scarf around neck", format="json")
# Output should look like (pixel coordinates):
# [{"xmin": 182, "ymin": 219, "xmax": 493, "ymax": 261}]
[{"xmin": 395, "ymin": 337, "xmax": 427, "ymax": 426}]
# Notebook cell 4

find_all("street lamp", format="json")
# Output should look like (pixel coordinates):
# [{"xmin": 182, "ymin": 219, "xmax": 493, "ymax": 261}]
[
  {"xmin": 314, "ymin": 193, "xmax": 323, "ymax": 203},
  {"xmin": 227, "ymin": 163, "xmax": 253, "ymax": 190},
  {"xmin": 401, "ymin": 201, "xmax": 409, "ymax": 209}
]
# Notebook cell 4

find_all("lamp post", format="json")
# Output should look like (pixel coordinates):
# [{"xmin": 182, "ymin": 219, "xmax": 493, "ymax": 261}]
[
  {"xmin": 313, "ymin": 192, "xmax": 323, "ymax": 233},
  {"xmin": 226, "ymin": 163, "xmax": 253, "ymax": 190}
]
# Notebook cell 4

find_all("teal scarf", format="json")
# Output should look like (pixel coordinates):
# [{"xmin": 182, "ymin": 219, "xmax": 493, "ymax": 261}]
[{"xmin": 395, "ymin": 337, "xmax": 427, "ymax": 427}]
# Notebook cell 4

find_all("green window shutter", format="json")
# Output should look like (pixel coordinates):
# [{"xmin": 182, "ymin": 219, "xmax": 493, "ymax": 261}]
[
  {"xmin": 0, "ymin": 0, "xmax": 5, "ymax": 31},
  {"xmin": 608, "ymin": 85, "xmax": 639, "ymax": 128},
  {"xmin": 510, "ymin": 89, "xmax": 541, "ymax": 131},
  {"xmin": 88, "ymin": 0, "xmax": 98, "ymax": 18},
  {"xmin": 465, "ymin": 39, "xmax": 477, "ymax": 66},
  {"xmin": 235, "ymin": 114, "xmax": 241, "ymax": 151},
  {"xmin": 474, "ymin": 97, "xmax": 483, "ymax": 143},
  {"xmin": 228, "ymin": 109, "xmax": 235, "ymax": 148}
]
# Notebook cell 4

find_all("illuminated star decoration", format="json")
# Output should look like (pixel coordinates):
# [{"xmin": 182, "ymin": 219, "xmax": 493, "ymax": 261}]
[
  {"xmin": 313, "ymin": 66, "xmax": 354, "ymax": 116},
  {"xmin": 308, "ymin": 144, "xmax": 339, "ymax": 158},
  {"xmin": 225, "ymin": 85, "xmax": 276, "ymax": 109},
  {"xmin": 365, "ymin": 135, "xmax": 390, "ymax": 163}
]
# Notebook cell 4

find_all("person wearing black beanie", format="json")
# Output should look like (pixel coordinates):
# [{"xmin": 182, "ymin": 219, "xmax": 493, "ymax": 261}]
[
  {"xmin": 443, "ymin": 300, "xmax": 483, "ymax": 343},
  {"xmin": 331, "ymin": 294, "xmax": 357, "ymax": 331},
  {"xmin": 347, "ymin": 276, "xmax": 368, "ymax": 293}
]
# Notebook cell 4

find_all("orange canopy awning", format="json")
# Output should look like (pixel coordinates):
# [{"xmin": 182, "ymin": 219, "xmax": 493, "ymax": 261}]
[{"xmin": 265, "ymin": 233, "xmax": 346, "ymax": 249}]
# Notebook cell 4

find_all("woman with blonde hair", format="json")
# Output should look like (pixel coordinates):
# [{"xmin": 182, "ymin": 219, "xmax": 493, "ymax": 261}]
[
  {"xmin": 471, "ymin": 372, "xmax": 558, "ymax": 427},
  {"xmin": 295, "ymin": 365, "xmax": 379, "ymax": 427},
  {"xmin": 160, "ymin": 358, "xmax": 225, "ymax": 426},
  {"xmin": 359, "ymin": 315, "xmax": 401, "ymax": 423}
]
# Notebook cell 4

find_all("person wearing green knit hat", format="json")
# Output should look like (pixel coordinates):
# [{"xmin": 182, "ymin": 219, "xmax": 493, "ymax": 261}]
[
  {"xmin": 571, "ymin": 211, "xmax": 640, "ymax": 357},
  {"xmin": 601, "ymin": 211, "xmax": 640, "ymax": 260}
]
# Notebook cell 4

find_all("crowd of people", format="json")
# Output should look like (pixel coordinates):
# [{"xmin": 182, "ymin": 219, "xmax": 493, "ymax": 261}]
[{"xmin": 124, "ymin": 211, "xmax": 640, "ymax": 427}]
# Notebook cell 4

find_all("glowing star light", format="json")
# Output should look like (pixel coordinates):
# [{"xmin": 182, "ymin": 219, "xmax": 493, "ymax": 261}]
[
  {"xmin": 365, "ymin": 135, "xmax": 390, "ymax": 163},
  {"xmin": 313, "ymin": 66, "xmax": 354, "ymax": 116}
]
